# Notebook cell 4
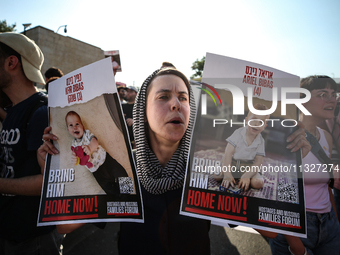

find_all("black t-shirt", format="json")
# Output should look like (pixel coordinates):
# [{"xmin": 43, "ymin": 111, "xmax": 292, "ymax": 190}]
[
  {"xmin": 122, "ymin": 103, "xmax": 134, "ymax": 142},
  {"xmin": 0, "ymin": 92, "xmax": 54, "ymax": 242},
  {"xmin": 119, "ymin": 185, "xmax": 211, "ymax": 255}
]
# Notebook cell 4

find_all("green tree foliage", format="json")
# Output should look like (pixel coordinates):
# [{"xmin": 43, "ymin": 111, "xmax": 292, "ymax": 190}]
[
  {"xmin": 190, "ymin": 56, "xmax": 205, "ymax": 80},
  {"xmin": 0, "ymin": 20, "xmax": 16, "ymax": 32}
]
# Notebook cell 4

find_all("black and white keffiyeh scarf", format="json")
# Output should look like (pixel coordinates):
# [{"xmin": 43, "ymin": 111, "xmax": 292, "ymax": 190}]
[{"xmin": 132, "ymin": 69, "xmax": 196, "ymax": 195}]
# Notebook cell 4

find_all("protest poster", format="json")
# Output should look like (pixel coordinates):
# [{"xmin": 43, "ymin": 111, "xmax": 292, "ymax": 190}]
[
  {"xmin": 38, "ymin": 58, "xmax": 143, "ymax": 226},
  {"xmin": 181, "ymin": 53, "xmax": 306, "ymax": 237},
  {"xmin": 104, "ymin": 50, "xmax": 122, "ymax": 73}
]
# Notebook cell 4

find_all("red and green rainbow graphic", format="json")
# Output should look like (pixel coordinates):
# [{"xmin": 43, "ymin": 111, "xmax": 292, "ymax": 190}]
[{"xmin": 197, "ymin": 82, "xmax": 223, "ymax": 106}]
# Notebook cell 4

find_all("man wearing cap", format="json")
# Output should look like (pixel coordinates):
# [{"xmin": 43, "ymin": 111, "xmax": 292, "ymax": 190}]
[
  {"xmin": 117, "ymin": 86, "xmax": 127, "ymax": 104},
  {"xmin": 122, "ymin": 86, "xmax": 138, "ymax": 148},
  {"xmin": 0, "ymin": 33, "xmax": 63, "ymax": 254}
]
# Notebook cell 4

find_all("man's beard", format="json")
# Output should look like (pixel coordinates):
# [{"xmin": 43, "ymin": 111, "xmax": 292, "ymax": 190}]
[
  {"xmin": 0, "ymin": 69, "xmax": 12, "ymax": 107},
  {"xmin": 0, "ymin": 68, "xmax": 11, "ymax": 90}
]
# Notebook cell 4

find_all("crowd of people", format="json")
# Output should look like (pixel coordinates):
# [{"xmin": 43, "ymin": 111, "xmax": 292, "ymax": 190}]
[{"xmin": 0, "ymin": 31, "xmax": 339, "ymax": 255}]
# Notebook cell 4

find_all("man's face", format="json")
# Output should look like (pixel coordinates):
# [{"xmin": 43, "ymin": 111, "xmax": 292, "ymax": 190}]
[
  {"xmin": 126, "ymin": 89, "xmax": 137, "ymax": 102},
  {"xmin": 118, "ymin": 88, "xmax": 127, "ymax": 100}
]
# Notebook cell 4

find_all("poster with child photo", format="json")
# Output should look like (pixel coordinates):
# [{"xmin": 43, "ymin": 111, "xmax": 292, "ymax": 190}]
[
  {"xmin": 38, "ymin": 58, "xmax": 143, "ymax": 226},
  {"xmin": 181, "ymin": 53, "xmax": 306, "ymax": 237}
]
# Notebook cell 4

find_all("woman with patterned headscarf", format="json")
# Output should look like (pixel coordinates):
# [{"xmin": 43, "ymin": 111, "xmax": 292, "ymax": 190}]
[{"xmin": 118, "ymin": 68, "xmax": 211, "ymax": 254}]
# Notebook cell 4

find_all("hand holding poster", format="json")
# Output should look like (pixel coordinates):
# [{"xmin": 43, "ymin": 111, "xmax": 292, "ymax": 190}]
[
  {"xmin": 181, "ymin": 53, "xmax": 306, "ymax": 237},
  {"xmin": 38, "ymin": 58, "xmax": 143, "ymax": 225}
]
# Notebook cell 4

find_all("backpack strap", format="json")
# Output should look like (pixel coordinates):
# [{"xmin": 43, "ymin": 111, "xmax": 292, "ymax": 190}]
[
  {"xmin": 305, "ymin": 131, "xmax": 334, "ymax": 188},
  {"xmin": 21, "ymin": 95, "xmax": 48, "ymax": 148},
  {"xmin": 22, "ymin": 95, "xmax": 48, "ymax": 133}
]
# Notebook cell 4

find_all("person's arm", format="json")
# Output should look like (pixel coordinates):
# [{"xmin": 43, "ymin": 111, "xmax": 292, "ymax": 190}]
[
  {"xmin": 37, "ymin": 126, "xmax": 59, "ymax": 171},
  {"xmin": 286, "ymin": 122, "xmax": 311, "ymax": 158},
  {"xmin": 0, "ymin": 106, "xmax": 48, "ymax": 196},
  {"xmin": 57, "ymin": 223, "xmax": 85, "ymax": 234},
  {"xmin": 239, "ymin": 155, "xmax": 263, "ymax": 191},
  {"xmin": 221, "ymin": 143, "xmax": 236, "ymax": 188},
  {"xmin": 71, "ymin": 151, "xmax": 78, "ymax": 165},
  {"xmin": 212, "ymin": 144, "xmax": 231, "ymax": 180},
  {"xmin": 255, "ymin": 229, "xmax": 277, "ymax": 239},
  {"xmin": 329, "ymin": 186, "xmax": 339, "ymax": 221},
  {"xmin": 1, "ymin": 139, "xmax": 45, "ymax": 195},
  {"xmin": 0, "ymin": 174, "xmax": 43, "ymax": 196},
  {"xmin": 284, "ymin": 235, "xmax": 308, "ymax": 255},
  {"xmin": 82, "ymin": 134, "xmax": 99, "ymax": 155},
  {"xmin": 321, "ymin": 129, "xmax": 339, "ymax": 220},
  {"xmin": 126, "ymin": 118, "xmax": 133, "ymax": 127}
]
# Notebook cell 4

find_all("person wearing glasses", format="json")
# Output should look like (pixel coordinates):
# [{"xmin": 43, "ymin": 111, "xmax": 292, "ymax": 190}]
[{"xmin": 270, "ymin": 75, "xmax": 340, "ymax": 255}]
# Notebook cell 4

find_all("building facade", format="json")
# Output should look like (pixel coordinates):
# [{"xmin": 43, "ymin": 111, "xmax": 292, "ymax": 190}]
[{"xmin": 25, "ymin": 26, "xmax": 105, "ymax": 83}]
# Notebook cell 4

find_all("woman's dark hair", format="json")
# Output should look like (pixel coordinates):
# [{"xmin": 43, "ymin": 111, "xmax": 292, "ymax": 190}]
[
  {"xmin": 45, "ymin": 67, "xmax": 64, "ymax": 79},
  {"xmin": 45, "ymin": 76, "xmax": 60, "ymax": 94},
  {"xmin": 146, "ymin": 68, "xmax": 190, "ymax": 96},
  {"xmin": 300, "ymin": 75, "xmax": 337, "ymax": 92},
  {"xmin": 161, "ymin": 61, "xmax": 176, "ymax": 69},
  {"xmin": 0, "ymin": 42, "xmax": 21, "ymax": 64}
]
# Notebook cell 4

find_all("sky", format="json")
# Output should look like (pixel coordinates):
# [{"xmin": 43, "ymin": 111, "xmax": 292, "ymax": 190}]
[{"xmin": 2, "ymin": 0, "xmax": 340, "ymax": 87}]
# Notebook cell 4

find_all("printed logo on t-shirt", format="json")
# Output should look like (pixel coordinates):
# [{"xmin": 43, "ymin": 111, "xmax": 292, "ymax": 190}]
[{"xmin": 0, "ymin": 128, "xmax": 20, "ymax": 180}]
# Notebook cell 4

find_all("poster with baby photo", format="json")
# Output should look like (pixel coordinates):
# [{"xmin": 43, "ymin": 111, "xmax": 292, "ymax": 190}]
[
  {"xmin": 38, "ymin": 58, "xmax": 143, "ymax": 226},
  {"xmin": 181, "ymin": 53, "xmax": 306, "ymax": 237},
  {"xmin": 104, "ymin": 50, "xmax": 122, "ymax": 73}
]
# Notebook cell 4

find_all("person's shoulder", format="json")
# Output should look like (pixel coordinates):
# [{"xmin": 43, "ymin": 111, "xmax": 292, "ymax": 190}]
[
  {"xmin": 30, "ymin": 92, "xmax": 48, "ymax": 102},
  {"xmin": 233, "ymin": 126, "xmax": 245, "ymax": 136},
  {"xmin": 318, "ymin": 127, "xmax": 331, "ymax": 139},
  {"xmin": 30, "ymin": 102, "xmax": 48, "ymax": 121},
  {"xmin": 226, "ymin": 127, "xmax": 243, "ymax": 143},
  {"xmin": 85, "ymin": 129, "xmax": 92, "ymax": 135},
  {"xmin": 121, "ymin": 103, "xmax": 128, "ymax": 110},
  {"xmin": 27, "ymin": 94, "xmax": 48, "ymax": 124},
  {"xmin": 25, "ymin": 93, "xmax": 47, "ymax": 126},
  {"xmin": 320, "ymin": 128, "xmax": 333, "ymax": 148},
  {"xmin": 122, "ymin": 103, "xmax": 133, "ymax": 108},
  {"xmin": 83, "ymin": 129, "xmax": 94, "ymax": 139},
  {"xmin": 25, "ymin": 94, "xmax": 48, "ymax": 150}
]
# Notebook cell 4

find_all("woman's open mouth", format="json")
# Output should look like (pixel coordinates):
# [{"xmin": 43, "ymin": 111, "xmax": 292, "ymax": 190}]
[{"xmin": 168, "ymin": 117, "xmax": 184, "ymax": 125}]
